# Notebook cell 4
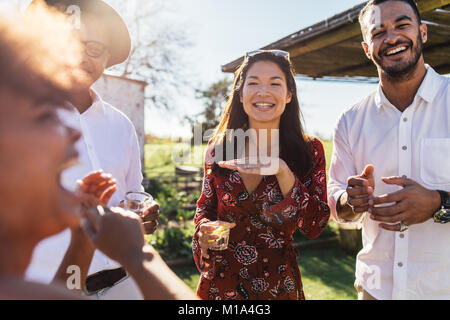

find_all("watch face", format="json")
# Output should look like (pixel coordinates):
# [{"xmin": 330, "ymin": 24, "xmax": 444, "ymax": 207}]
[{"xmin": 434, "ymin": 208, "xmax": 450, "ymax": 224}]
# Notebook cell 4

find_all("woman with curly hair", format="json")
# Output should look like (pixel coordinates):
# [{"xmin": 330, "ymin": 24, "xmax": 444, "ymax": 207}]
[{"xmin": 192, "ymin": 50, "xmax": 330, "ymax": 300}]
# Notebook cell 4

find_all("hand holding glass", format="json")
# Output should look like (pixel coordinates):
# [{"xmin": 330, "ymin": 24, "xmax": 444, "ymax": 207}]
[
  {"xmin": 124, "ymin": 191, "xmax": 153, "ymax": 218},
  {"xmin": 203, "ymin": 221, "xmax": 233, "ymax": 250}
]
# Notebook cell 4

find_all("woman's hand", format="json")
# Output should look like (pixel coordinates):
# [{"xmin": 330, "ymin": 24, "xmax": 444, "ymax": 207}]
[
  {"xmin": 53, "ymin": 171, "xmax": 117, "ymax": 288},
  {"xmin": 82, "ymin": 206, "xmax": 146, "ymax": 265},
  {"xmin": 218, "ymin": 157, "xmax": 289, "ymax": 176},
  {"xmin": 74, "ymin": 170, "xmax": 117, "ymax": 241},
  {"xmin": 77, "ymin": 170, "xmax": 117, "ymax": 207}
]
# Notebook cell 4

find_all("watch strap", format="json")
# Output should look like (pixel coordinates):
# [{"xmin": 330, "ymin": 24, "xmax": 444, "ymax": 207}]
[
  {"xmin": 434, "ymin": 190, "xmax": 450, "ymax": 224},
  {"xmin": 437, "ymin": 190, "xmax": 450, "ymax": 209}
]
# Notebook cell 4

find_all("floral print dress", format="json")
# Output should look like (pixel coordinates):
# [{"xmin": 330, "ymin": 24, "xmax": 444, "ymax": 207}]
[{"xmin": 192, "ymin": 138, "xmax": 330, "ymax": 300}]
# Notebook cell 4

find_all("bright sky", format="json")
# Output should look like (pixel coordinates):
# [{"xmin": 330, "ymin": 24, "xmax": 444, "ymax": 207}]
[
  {"xmin": 147, "ymin": 0, "xmax": 378, "ymax": 139},
  {"xmin": 12, "ymin": 0, "xmax": 379, "ymax": 139}
]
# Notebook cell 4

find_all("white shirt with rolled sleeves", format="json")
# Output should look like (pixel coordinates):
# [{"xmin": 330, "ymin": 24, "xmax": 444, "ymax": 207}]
[
  {"xmin": 328, "ymin": 66, "xmax": 450, "ymax": 300},
  {"xmin": 25, "ymin": 89, "xmax": 144, "ymax": 285}
]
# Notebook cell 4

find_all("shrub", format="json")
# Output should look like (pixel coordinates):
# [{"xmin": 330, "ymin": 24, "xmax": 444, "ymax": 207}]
[
  {"xmin": 149, "ymin": 222, "xmax": 195, "ymax": 260},
  {"xmin": 145, "ymin": 178, "xmax": 200, "ymax": 225}
]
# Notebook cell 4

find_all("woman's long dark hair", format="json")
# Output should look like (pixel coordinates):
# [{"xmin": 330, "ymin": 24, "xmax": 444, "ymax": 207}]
[{"xmin": 210, "ymin": 51, "xmax": 312, "ymax": 179}]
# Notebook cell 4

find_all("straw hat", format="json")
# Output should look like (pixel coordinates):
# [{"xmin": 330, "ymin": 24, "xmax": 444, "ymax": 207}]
[{"xmin": 29, "ymin": 0, "xmax": 131, "ymax": 68}]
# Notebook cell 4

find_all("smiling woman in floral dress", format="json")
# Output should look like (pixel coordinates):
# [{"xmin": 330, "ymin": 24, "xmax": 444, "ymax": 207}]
[{"xmin": 192, "ymin": 50, "xmax": 330, "ymax": 300}]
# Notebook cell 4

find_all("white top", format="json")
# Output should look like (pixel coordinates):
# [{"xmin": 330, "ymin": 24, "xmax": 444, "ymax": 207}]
[
  {"xmin": 328, "ymin": 66, "xmax": 450, "ymax": 300},
  {"xmin": 26, "ymin": 89, "xmax": 144, "ymax": 283}
]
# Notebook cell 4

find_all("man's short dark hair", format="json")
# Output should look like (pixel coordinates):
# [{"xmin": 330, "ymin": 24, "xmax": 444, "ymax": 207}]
[{"xmin": 359, "ymin": 0, "xmax": 422, "ymax": 38}]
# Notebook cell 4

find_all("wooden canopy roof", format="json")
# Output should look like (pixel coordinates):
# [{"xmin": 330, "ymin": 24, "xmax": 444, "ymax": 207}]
[{"xmin": 221, "ymin": 0, "xmax": 450, "ymax": 80}]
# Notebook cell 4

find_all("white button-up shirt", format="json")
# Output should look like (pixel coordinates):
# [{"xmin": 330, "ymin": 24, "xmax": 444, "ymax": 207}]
[
  {"xmin": 328, "ymin": 66, "xmax": 450, "ymax": 300},
  {"xmin": 26, "ymin": 89, "xmax": 144, "ymax": 283}
]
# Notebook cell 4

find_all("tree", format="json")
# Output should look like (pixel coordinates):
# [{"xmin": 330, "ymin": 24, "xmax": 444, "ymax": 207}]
[
  {"xmin": 186, "ymin": 77, "xmax": 233, "ymax": 141},
  {"xmin": 106, "ymin": 0, "xmax": 192, "ymax": 110}
]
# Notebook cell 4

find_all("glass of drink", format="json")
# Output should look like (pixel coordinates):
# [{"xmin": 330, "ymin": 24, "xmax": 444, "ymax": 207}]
[
  {"xmin": 203, "ymin": 220, "xmax": 233, "ymax": 250},
  {"xmin": 124, "ymin": 191, "xmax": 153, "ymax": 218}
]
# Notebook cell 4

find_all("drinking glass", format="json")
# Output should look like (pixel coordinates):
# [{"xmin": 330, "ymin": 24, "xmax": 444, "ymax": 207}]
[
  {"xmin": 203, "ymin": 220, "xmax": 233, "ymax": 250},
  {"xmin": 124, "ymin": 191, "xmax": 153, "ymax": 217}
]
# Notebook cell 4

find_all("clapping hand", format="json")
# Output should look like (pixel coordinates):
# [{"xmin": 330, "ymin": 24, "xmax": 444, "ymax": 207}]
[
  {"xmin": 345, "ymin": 164, "xmax": 375, "ymax": 215},
  {"xmin": 369, "ymin": 176, "xmax": 441, "ymax": 231}
]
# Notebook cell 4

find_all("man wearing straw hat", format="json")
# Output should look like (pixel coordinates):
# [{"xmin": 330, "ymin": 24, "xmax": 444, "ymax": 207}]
[{"xmin": 25, "ymin": 0, "xmax": 158, "ymax": 299}]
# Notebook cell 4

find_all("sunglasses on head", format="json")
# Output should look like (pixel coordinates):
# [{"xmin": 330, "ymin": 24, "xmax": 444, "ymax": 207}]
[{"xmin": 245, "ymin": 49, "xmax": 290, "ymax": 60}]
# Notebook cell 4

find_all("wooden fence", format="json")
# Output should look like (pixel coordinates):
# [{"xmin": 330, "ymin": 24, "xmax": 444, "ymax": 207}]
[{"xmin": 143, "ymin": 165, "xmax": 203, "ymax": 194}]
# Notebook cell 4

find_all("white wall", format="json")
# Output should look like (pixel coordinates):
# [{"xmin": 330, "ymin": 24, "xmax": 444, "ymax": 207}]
[{"xmin": 93, "ymin": 74, "xmax": 147, "ymax": 170}]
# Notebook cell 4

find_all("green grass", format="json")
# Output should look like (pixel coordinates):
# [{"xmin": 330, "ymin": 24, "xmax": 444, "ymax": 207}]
[
  {"xmin": 298, "ymin": 244, "xmax": 357, "ymax": 300},
  {"xmin": 144, "ymin": 143, "xmax": 183, "ymax": 177},
  {"xmin": 144, "ymin": 142, "xmax": 205, "ymax": 178},
  {"xmin": 171, "ymin": 244, "xmax": 357, "ymax": 300},
  {"xmin": 172, "ymin": 266, "xmax": 201, "ymax": 293},
  {"xmin": 321, "ymin": 139, "xmax": 333, "ymax": 179}
]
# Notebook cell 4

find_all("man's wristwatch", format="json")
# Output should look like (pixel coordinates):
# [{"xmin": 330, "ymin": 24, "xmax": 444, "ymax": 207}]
[{"xmin": 433, "ymin": 190, "xmax": 450, "ymax": 224}]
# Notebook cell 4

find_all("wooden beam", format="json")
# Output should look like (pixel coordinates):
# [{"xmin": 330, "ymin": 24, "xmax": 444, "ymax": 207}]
[
  {"xmin": 289, "ymin": 23, "xmax": 362, "ymax": 59},
  {"xmin": 434, "ymin": 63, "xmax": 450, "ymax": 74},
  {"xmin": 289, "ymin": 0, "xmax": 450, "ymax": 59},
  {"xmin": 314, "ymin": 61, "xmax": 376, "ymax": 78},
  {"xmin": 308, "ymin": 41, "xmax": 450, "ymax": 78},
  {"xmin": 416, "ymin": 0, "xmax": 450, "ymax": 13},
  {"xmin": 291, "ymin": 47, "xmax": 368, "ymax": 71},
  {"xmin": 263, "ymin": 3, "xmax": 365, "ymax": 51}
]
